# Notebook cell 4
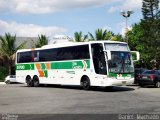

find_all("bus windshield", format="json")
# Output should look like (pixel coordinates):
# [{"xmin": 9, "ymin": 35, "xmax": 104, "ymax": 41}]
[{"xmin": 108, "ymin": 51, "xmax": 134, "ymax": 74}]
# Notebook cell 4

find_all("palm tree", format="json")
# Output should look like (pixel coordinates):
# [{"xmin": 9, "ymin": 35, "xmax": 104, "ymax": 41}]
[
  {"xmin": 111, "ymin": 34, "xmax": 124, "ymax": 41},
  {"xmin": 0, "ymin": 33, "xmax": 26, "ymax": 75},
  {"xmin": 35, "ymin": 34, "xmax": 48, "ymax": 48},
  {"xmin": 74, "ymin": 31, "xmax": 88, "ymax": 42},
  {"xmin": 88, "ymin": 28, "xmax": 114, "ymax": 40}
]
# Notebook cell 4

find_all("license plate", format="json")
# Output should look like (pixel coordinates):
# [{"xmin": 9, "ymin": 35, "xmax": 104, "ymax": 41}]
[
  {"xmin": 142, "ymin": 76, "xmax": 147, "ymax": 79},
  {"xmin": 122, "ymin": 81, "xmax": 126, "ymax": 86}
]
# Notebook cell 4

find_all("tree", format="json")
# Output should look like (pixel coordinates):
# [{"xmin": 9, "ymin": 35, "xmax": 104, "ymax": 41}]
[
  {"xmin": 127, "ymin": 23, "xmax": 144, "ymax": 51},
  {"xmin": 0, "ymin": 33, "xmax": 26, "ymax": 75},
  {"xmin": 141, "ymin": 0, "xmax": 160, "ymax": 69},
  {"xmin": 127, "ymin": 23, "xmax": 147, "ymax": 68},
  {"xmin": 35, "ymin": 34, "xmax": 48, "ymax": 48},
  {"xmin": 127, "ymin": 0, "xmax": 160, "ymax": 69},
  {"xmin": 74, "ymin": 31, "xmax": 88, "ymax": 42},
  {"xmin": 88, "ymin": 29, "xmax": 114, "ymax": 40},
  {"xmin": 127, "ymin": 21, "xmax": 160, "ymax": 69},
  {"xmin": 142, "ymin": 0, "xmax": 160, "ymax": 20},
  {"xmin": 111, "ymin": 34, "xmax": 124, "ymax": 42}
]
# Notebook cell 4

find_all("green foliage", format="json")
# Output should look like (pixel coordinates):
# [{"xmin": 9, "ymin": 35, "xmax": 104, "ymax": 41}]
[
  {"xmin": 111, "ymin": 34, "xmax": 124, "ymax": 42},
  {"xmin": 128, "ymin": 20, "xmax": 160, "ymax": 69},
  {"xmin": 74, "ymin": 31, "xmax": 88, "ymax": 42},
  {"xmin": 0, "ymin": 33, "xmax": 26, "ymax": 59},
  {"xmin": 141, "ymin": 0, "xmax": 160, "ymax": 69},
  {"xmin": 127, "ymin": 0, "xmax": 160, "ymax": 69},
  {"xmin": 0, "ymin": 66, "xmax": 8, "ymax": 81},
  {"xmin": 127, "ymin": 23, "xmax": 144, "ymax": 51},
  {"xmin": 35, "ymin": 34, "xmax": 48, "ymax": 48},
  {"xmin": 142, "ymin": 0, "xmax": 160, "ymax": 20},
  {"xmin": 0, "ymin": 33, "xmax": 26, "ymax": 74},
  {"xmin": 88, "ymin": 28, "xmax": 114, "ymax": 40}
]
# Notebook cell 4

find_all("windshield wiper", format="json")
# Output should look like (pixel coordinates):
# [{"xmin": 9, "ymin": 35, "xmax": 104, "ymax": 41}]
[{"xmin": 119, "ymin": 57, "xmax": 130, "ymax": 73}]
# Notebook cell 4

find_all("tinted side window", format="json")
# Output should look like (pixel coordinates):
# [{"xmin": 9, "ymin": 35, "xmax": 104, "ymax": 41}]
[
  {"xmin": 39, "ymin": 48, "xmax": 59, "ymax": 62},
  {"xmin": 57, "ymin": 45, "xmax": 90, "ymax": 61},
  {"xmin": 74, "ymin": 45, "xmax": 90, "ymax": 59},
  {"xmin": 18, "ymin": 45, "xmax": 90, "ymax": 63},
  {"xmin": 17, "ymin": 51, "xmax": 32, "ymax": 63},
  {"xmin": 56, "ymin": 47, "xmax": 74, "ymax": 61}
]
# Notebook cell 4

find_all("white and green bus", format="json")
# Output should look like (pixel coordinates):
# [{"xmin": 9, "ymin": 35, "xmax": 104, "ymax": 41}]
[{"xmin": 16, "ymin": 41, "xmax": 139, "ymax": 90}]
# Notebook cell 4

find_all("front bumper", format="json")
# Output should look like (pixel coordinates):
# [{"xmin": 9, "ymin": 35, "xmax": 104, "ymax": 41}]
[{"xmin": 137, "ymin": 79, "xmax": 155, "ymax": 85}]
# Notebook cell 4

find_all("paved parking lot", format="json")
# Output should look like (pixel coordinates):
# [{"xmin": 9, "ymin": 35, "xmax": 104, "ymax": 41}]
[{"xmin": 0, "ymin": 83, "xmax": 160, "ymax": 115}]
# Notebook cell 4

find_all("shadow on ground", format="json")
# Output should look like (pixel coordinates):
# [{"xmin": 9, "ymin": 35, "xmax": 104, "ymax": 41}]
[{"xmin": 21, "ymin": 84, "xmax": 135, "ymax": 92}]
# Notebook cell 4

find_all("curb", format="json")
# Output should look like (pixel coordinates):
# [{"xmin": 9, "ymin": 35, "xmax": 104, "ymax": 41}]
[{"xmin": 0, "ymin": 82, "xmax": 6, "ymax": 85}]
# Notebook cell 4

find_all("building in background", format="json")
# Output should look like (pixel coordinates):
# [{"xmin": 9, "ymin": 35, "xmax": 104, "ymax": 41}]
[
  {"xmin": 49, "ymin": 35, "xmax": 73, "ymax": 44},
  {"xmin": 15, "ymin": 37, "xmax": 38, "ymax": 49}
]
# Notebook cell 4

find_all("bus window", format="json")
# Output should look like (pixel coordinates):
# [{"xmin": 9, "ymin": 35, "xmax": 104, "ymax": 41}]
[
  {"xmin": 56, "ymin": 45, "xmax": 90, "ymax": 61},
  {"xmin": 38, "ymin": 49, "xmax": 57, "ymax": 62},
  {"xmin": 91, "ymin": 43, "xmax": 107, "ymax": 75},
  {"xmin": 18, "ymin": 51, "xmax": 32, "ymax": 63},
  {"xmin": 34, "ymin": 51, "xmax": 39, "ymax": 62}
]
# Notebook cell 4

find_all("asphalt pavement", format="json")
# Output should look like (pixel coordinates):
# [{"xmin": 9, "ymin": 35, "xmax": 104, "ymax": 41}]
[{"xmin": 0, "ymin": 84, "xmax": 160, "ymax": 120}]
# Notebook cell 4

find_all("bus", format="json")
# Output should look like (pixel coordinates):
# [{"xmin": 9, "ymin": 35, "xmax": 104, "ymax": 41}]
[{"xmin": 16, "ymin": 41, "xmax": 139, "ymax": 90}]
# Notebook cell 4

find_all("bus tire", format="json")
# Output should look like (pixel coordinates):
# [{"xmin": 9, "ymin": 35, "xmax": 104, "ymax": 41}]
[
  {"xmin": 33, "ymin": 76, "xmax": 40, "ymax": 87},
  {"xmin": 26, "ymin": 76, "xmax": 33, "ymax": 87},
  {"xmin": 81, "ymin": 76, "xmax": 91, "ymax": 90},
  {"xmin": 139, "ymin": 84, "xmax": 144, "ymax": 87},
  {"xmin": 5, "ymin": 80, "xmax": 10, "ymax": 84}
]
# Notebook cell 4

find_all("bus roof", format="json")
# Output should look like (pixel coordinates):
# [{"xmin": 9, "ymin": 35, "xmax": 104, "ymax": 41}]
[{"xmin": 17, "ymin": 40, "xmax": 127, "ymax": 53}]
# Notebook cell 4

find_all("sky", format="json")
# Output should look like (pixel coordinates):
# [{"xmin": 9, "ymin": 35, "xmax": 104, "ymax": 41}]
[{"xmin": 0, "ymin": 0, "xmax": 143, "ymax": 39}]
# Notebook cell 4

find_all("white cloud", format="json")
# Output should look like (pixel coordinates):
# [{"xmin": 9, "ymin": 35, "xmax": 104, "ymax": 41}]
[
  {"xmin": 0, "ymin": 20, "xmax": 67, "ymax": 37},
  {"xmin": 0, "ymin": 0, "xmax": 118, "ymax": 14},
  {"xmin": 108, "ymin": 0, "xmax": 142, "ymax": 13}
]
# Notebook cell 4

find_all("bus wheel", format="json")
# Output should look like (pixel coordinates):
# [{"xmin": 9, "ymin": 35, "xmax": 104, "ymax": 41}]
[
  {"xmin": 33, "ymin": 76, "xmax": 40, "ymax": 87},
  {"xmin": 139, "ymin": 84, "xmax": 145, "ymax": 87},
  {"xmin": 81, "ymin": 76, "xmax": 91, "ymax": 90},
  {"xmin": 26, "ymin": 76, "xmax": 33, "ymax": 87}
]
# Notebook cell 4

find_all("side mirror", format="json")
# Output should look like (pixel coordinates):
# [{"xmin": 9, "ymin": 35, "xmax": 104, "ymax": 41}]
[
  {"xmin": 131, "ymin": 51, "xmax": 140, "ymax": 62},
  {"xmin": 104, "ymin": 50, "xmax": 111, "ymax": 60}
]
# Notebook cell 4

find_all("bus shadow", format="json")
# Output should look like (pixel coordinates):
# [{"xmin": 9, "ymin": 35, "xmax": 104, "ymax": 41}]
[
  {"xmin": 81, "ymin": 86, "xmax": 134, "ymax": 92},
  {"xmin": 38, "ymin": 85, "xmax": 135, "ymax": 92}
]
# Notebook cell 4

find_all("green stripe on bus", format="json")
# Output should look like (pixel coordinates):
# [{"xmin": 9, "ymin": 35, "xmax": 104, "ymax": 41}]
[
  {"xmin": 16, "ymin": 60, "xmax": 90, "ymax": 70},
  {"xmin": 86, "ymin": 60, "xmax": 90, "ymax": 68},
  {"xmin": 16, "ymin": 64, "xmax": 34, "ymax": 70},
  {"xmin": 51, "ymin": 60, "xmax": 90, "ymax": 69},
  {"xmin": 44, "ymin": 70, "xmax": 48, "ymax": 77},
  {"xmin": 108, "ymin": 72, "xmax": 134, "ymax": 77},
  {"xmin": 51, "ymin": 62, "xmax": 72, "ymax": 69},
  {"xmin": 41, "ymin": 63, "xmax": 46, "ymax": 70}
]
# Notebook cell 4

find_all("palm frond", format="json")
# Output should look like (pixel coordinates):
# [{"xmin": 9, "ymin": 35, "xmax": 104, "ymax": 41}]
[
  {"xmin": 88, "ymin": 32, "xmax": 95, "ymax": 41},
  {"xmin": 74, "ymin": 31, "xmax": 87, "ymax": 42},
  {"xmin": 35, "ymin": 34, "xmax": 48, "ymax": 48}
]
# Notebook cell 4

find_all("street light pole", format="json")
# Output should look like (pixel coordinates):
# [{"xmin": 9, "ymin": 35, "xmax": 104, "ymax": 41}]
[{"xmin": 120, "ymin": 10, "xmax": 133, "ymax": 43}]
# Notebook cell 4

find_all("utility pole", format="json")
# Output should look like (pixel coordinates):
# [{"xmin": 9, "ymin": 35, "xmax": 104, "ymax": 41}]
[{"xmin": 120, "ymin": 10, "xmax": 133, "ymax": 43}]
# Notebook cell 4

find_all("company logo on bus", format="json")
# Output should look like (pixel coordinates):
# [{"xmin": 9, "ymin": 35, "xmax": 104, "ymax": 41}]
[{"xmin": 72, "ymin": 62, "xmax": 83, "ymax": 69}]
